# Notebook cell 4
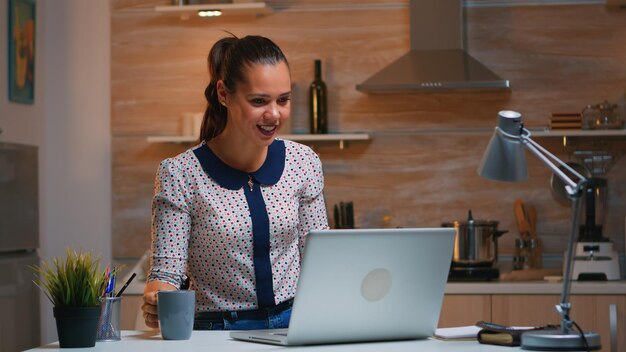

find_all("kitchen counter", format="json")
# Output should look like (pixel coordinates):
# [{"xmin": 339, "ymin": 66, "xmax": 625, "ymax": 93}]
[
  {"xmin": 121, "ymin": 280, "xmax": 626, "ymax": 296},
  {"xmin": 26, "ymin": 330, "xmax": 520, "ymax": 351},
  {"xmin": 445, "ymin": 280, "xmax": 626, "ymax": 295}
]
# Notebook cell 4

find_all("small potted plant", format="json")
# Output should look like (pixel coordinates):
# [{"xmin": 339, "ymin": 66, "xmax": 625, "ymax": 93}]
[{"xmin": 30, "ymin": 248, "xmax": 108, "ymax": 348}]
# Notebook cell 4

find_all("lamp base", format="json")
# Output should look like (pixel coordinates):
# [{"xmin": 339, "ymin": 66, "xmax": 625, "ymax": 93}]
[{"xmin": 521, "ymin": 329, "xmax": 601, "ymax": 351}]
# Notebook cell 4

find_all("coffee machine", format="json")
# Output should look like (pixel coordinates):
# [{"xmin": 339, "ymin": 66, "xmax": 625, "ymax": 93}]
[{"xmin": 570, "ymin": 177, "xmax": 621, "ymax": 280}]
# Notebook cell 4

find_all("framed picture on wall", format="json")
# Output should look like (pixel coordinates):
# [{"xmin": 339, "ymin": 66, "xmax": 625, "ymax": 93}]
[{"xmin": 8, "ymin": 0, "xmax": 36, "ymax": 104}]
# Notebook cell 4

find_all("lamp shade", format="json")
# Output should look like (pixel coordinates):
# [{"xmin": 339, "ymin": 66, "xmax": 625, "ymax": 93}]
[{"xmin": 477, "ymin": 110, "xmax": 528, "ymax": 182}]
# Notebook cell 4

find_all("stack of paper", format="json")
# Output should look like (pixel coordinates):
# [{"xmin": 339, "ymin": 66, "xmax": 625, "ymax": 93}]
[{"xmin": 434, "ymin": 326, "xmax": 482, "ymax": 340}]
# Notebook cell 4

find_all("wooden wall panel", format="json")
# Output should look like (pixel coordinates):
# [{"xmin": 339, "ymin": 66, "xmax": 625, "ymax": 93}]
[{"xmin": 111, "ymin": 1, "xmax": 626, "ymax": 260}]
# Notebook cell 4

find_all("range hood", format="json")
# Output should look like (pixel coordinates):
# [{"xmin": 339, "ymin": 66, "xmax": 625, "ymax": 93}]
[{"xmin": 356, "ymin": 0, "xmax": 509, "ymax": 92}]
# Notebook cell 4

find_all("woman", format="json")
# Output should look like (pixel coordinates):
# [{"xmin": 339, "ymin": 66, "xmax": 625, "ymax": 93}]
[{"xmin": 141, "ymin": 34, "xmax": 329, "ymax": 331}]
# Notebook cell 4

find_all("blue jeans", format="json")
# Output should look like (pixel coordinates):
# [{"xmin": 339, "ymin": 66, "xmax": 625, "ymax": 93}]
[{"xmin": 194, "ymin": 304, "xmax": 292, "ymax": 330}]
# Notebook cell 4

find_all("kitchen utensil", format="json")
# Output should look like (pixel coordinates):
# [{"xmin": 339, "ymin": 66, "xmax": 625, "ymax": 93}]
[
  {"xmin": 514, "ymin": 199, "xmax": 530, "ymax": 239},
  {"xmin": 524, "ymin": 206, "xmax": 542, "ymax": 269},
  {"xmin": 512, "ymin": 200, "xmax": 542, "ymax": 269},
  {"xmin": 442, "ymin": 210, "xmax": 507, "ymax": 267},
  {"xmin": 582, "ymin": 100, "xmax": 623, "ymax": 130},
  {"xmin": 499, "ymin": 268, "xmax": 561, "ymax": 281},
  {"xmin": 526, "ymin": 205, "xmax": 537, "ymax": 239},
  {"xmin": 513, "ymin": 238, "xmax": 542, "ymax": 270}
]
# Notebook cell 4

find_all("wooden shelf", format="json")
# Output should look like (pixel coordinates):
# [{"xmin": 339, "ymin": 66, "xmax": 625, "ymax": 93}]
[
  {"xmin": 154, "ymin": 2, "xmax": 272, "ymax": 17},
  {"xmin": 146, "ymin": 133, "xmax": 370, "ymax": 149},
  {"xmin": 281, "ymin": 133, "xmax": 370, "ymax": 142},
  {"xmin": 530, "ymin": 128, "xmax": 626, "ymax": 137},
  {"xmin": 366, "ymin": 127, "xmax": 626, "ymax": 137},
  {"xmin": 283, "ymin": 133, "xmax": 370, "ymax": 149}
]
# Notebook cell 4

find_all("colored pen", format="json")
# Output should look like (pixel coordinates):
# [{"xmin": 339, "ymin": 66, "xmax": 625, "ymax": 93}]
[
  {"xmin": 102, "ymin": 268, "xmax": 111, "ymax": 297},
  {"xmin": 116, "ymin": 273, "xmax": 137, "ymax": 297},
  {"xmin": 108, "ymin": 272, "xmax": 116, "ymax": 297}
]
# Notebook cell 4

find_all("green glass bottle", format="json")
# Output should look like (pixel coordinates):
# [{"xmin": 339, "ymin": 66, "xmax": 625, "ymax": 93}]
[{"xmin": 309, "ymin": 59, "xmax": 328, "ymax": 134}]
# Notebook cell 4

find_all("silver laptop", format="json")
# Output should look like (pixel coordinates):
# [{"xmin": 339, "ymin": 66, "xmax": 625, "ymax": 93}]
[{"xmin": 230, "ymin": 227, "xmax": 455, "ymax": 346}]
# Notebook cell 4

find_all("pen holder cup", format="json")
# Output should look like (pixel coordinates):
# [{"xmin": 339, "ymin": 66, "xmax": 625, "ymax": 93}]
[{"xmin": 97, "ymin": 296, "xmax": 122, "ymax": 342}]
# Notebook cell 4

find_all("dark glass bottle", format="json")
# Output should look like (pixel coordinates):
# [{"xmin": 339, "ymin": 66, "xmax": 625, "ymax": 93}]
[{"xmin": 309, "ymin": 59, "xmax": 328, "ymax": 134}]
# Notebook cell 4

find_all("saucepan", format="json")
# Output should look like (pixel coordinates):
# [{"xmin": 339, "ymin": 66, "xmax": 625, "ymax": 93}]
[{"xmin": 442, "ymin": 211, "xmax": 508, "ymax": 267}]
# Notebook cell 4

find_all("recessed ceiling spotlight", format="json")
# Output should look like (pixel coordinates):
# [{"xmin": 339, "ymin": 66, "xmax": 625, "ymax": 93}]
[{"xmin": 197, "ymin": 10, "xmax": 222, "ymax": 17}]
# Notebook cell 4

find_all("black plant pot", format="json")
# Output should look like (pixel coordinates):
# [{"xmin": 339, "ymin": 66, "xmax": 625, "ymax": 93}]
[{"xmin": 53, "ymin": 306, "xmax": 101, "ymax": 348}]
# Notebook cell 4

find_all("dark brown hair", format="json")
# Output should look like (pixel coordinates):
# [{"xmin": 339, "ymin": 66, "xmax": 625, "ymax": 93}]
[{"xmin": 200, "ymin": 34, "xmax": 289, "ymax": 142}]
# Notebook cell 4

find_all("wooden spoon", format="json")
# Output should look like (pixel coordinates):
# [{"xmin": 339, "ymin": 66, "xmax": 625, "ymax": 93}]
[
  {"xmin": 526, "ymin": 205, "xmax": 537, "ymax": 239},
  {"xmin": 514, "ymin": 198, "xmax": 530, "ymax": 239}
]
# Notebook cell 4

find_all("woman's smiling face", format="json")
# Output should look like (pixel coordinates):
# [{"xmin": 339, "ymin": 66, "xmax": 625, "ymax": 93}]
[{"xmin": 219, "ymin": 62, "xmax": 291, "ymax": 148}]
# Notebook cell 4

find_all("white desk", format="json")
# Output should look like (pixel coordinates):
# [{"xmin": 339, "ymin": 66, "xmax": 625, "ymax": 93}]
[{"xmin": 26, "ymin": 330, "xmax": 522, "ymax": 351}]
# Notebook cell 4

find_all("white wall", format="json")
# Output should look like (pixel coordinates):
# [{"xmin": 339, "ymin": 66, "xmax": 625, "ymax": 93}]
[{"xmin": 0, "ymin": 0, "xmax": 111, "ymax": 345}]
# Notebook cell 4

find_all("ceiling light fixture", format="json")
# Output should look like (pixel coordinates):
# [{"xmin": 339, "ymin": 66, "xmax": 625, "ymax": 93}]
[
  {"xmin": 155, "ymin": 2, "xmax": 271, "ymax": 18},
  {"xmin": 197, "ymin": 9, "xmax": 222, "ymax": 17}
]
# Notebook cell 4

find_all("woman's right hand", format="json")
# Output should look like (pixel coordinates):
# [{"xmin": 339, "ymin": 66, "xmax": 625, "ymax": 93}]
[{"xmin": 142, "ymin": 281, "xmax": 177, "ymax": 329}]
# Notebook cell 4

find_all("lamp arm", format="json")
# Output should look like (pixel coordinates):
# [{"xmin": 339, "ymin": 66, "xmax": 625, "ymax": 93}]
[
  {"xmin": 557, "ymin": 194, "xmax": 583, "ymax": 334},
  {"xmin": 522, "ymin": 134, "xmax": 586, "ymax": 195},
  {"xmin": 519, "ymin": 130, "xmax": 588, "ymax": 333}
]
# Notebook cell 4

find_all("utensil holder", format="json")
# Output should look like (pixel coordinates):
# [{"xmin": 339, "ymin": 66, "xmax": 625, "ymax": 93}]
[
  {"xmin": 513, "ymin": 238, "xmax": 542, "ymax": 270},
  {"xmin": 97, "ymin": 296, "xmax": 121, "ymax": 342}
]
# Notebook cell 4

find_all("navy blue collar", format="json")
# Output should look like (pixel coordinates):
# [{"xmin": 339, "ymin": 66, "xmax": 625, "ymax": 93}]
[{"xmin": 193, "ymin": 140, "xmax": 285, "ymax": 191}]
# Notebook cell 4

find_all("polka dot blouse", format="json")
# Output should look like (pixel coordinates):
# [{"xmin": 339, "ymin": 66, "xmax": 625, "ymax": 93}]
[{"xmin": 147, "ymin": 139, "xmax": 329, "ymax": 312}]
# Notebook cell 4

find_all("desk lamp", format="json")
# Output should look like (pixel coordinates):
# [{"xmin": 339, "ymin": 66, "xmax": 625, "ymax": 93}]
[{"xmin": 477, "ymin": 110, "xmax": 601, "ymax": 351}]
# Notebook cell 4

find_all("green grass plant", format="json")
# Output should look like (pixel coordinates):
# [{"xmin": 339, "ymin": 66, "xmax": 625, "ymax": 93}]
[{"xmin": 30, "ymin": 249, "xmax": 108, "ymax": 307}]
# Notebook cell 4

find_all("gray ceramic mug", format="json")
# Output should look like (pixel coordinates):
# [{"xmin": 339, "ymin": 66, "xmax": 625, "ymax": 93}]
[{"xmin": 157, "ymin": 290, "xmax": 195, "ymax": 340}]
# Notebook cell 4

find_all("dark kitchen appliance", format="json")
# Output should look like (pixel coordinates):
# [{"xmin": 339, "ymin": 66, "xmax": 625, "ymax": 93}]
[
  {"xmin": 572, "ymin": 177, "xmax": 620, "ymax": 280},
  {"xmin": 551, "ymin": 169, "xmax": 621, "ymax": 280},
  {"xmin": 442, "ymin": 210, "xmax": 506, "ymax": 281}
]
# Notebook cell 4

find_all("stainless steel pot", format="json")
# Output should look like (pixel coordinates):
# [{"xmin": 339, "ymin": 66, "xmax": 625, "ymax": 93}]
[{"xmin": 442, "ymin": 214, "xmax": 507, "ymax": 267}]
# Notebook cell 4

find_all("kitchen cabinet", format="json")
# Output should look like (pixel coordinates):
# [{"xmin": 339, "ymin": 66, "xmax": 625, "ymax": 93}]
[{"xmin": 439, "ymin": 293, "xmax": 625, "ymax": 352}]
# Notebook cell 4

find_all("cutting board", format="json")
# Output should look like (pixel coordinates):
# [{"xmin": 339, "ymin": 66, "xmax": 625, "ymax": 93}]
[{"xmin": 499, "ymin": 268, "xmax": 561, "ymax": 281}]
